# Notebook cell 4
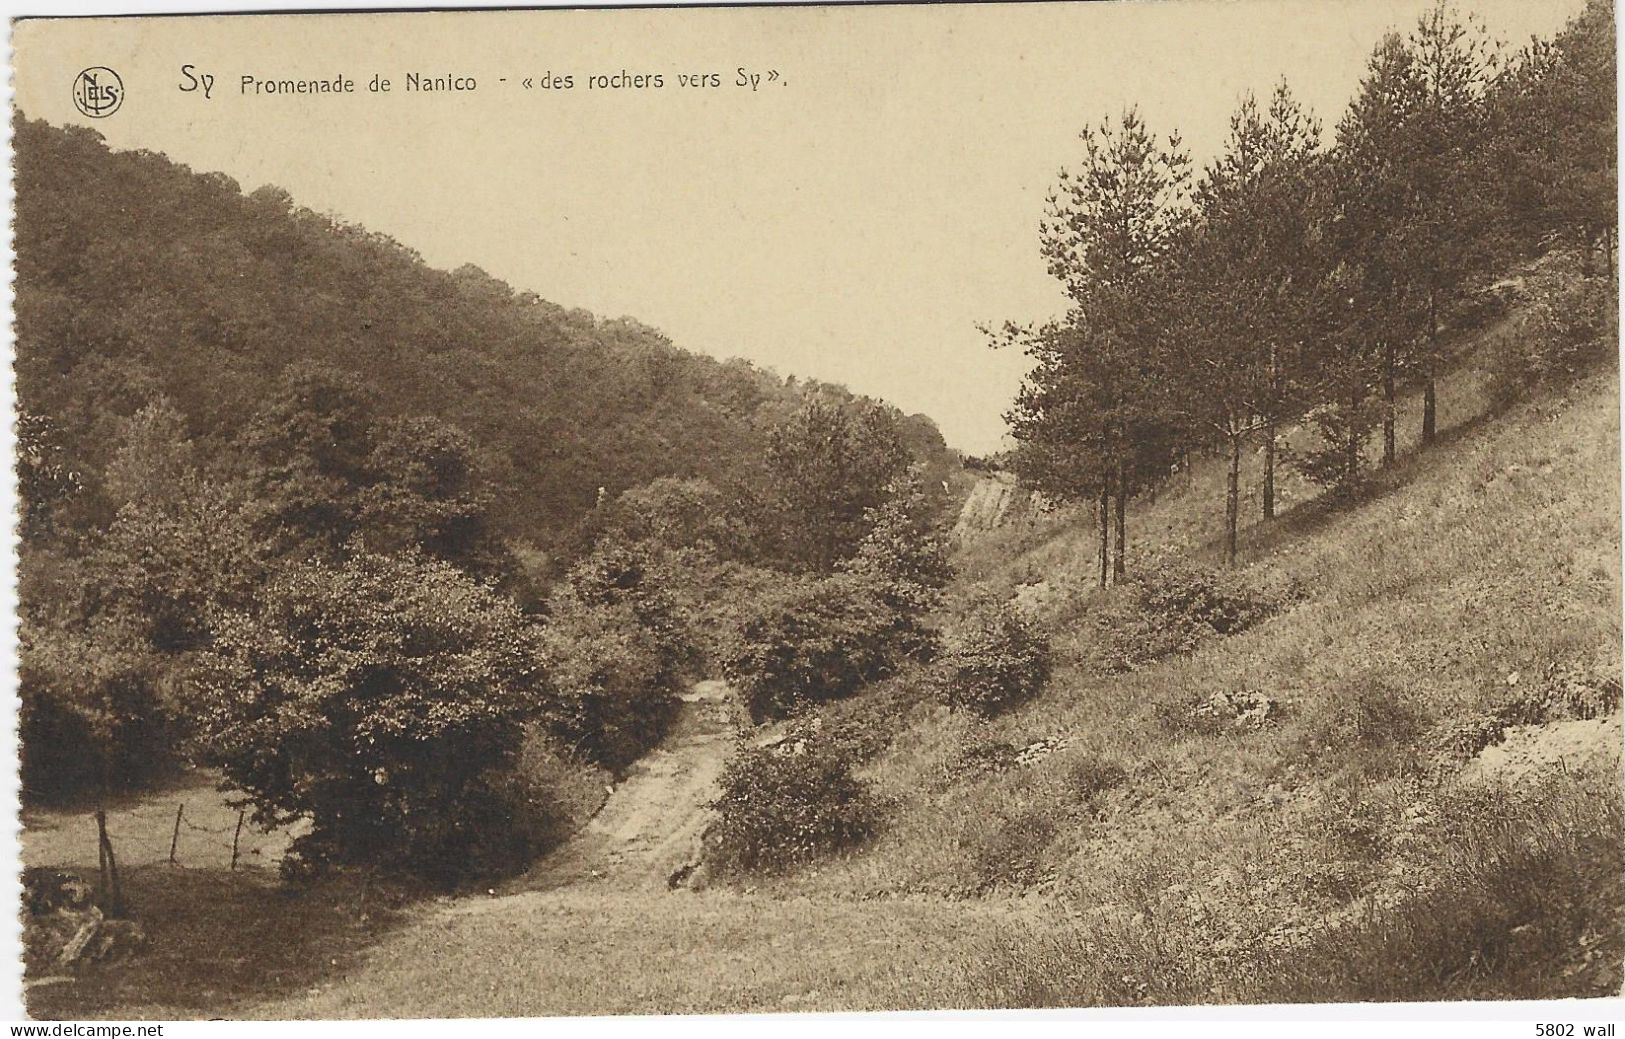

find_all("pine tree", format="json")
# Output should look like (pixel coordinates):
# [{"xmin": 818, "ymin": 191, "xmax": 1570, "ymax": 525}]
[
  {"xmin": 1003, "ymin": 108, "xmax": 1189, "ymax": 585},
  {"xmin": 1405, "ymin": 1, "xmax": 1500, "ymax": 444},
  {"xmin": 1334, "ymin": 32, "xmax": 1428, "ymax": 469},
  {"xmin": 1488, "ymin": 0, "xmax": 1616, "ymax": 271},
  {"xmin": 1177, "ymin": 85, "xmax": 1322, "ymax": 562}
]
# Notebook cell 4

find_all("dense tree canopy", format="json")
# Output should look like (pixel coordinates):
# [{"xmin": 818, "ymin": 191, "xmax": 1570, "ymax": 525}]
[{"xmin": 997, "ymin": 0, "xmax": 1616, "ymax": 572}]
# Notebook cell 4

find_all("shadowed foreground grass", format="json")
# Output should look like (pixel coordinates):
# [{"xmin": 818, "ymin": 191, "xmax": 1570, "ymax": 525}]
[{"xmin": 28, "ymin": 867, "xmax": 406, "ymax": 1020}]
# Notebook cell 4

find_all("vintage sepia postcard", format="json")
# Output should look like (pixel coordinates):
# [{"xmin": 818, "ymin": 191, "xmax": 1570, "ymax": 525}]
[{"xmin": 8, "ymin": 0, "xmax": 1621, "ymax": 1023}]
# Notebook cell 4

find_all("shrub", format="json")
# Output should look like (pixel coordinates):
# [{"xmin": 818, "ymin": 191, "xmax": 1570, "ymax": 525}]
[
  {"xmin": 592, "ymin": 476, "xmax": 758, "ymax": 562},
  {"xmin": 1088, "ymin": 559, "xmax": 1292, "ymax": 672},
  {"xmin": 946, "ymin": 735, "xmax": 1021, "ymax": 785},
  {"xmin": 1489, "ymin": 257, "xmax": 1617, "ymax": 408},
  {"xmin": 934, "ymin": 598, "xmax": 1051, "ymax": 717},
  {"xmin": 723, "ymin": 572, "xmax": 902, "ymax": 722},
  {"xmin": 1067, "ymin": 756, "xmax": 1129, "ymax": 801},
  {"xmin": 1134, "ymin": 558, "xmax": 1289, "ymax": 636},
  {"xmin": 551, "ymin": 537, "xmax": 697, "ymax": 689},
  {"xmin": 473, "ymin": 725, "xmax": 611, "ymax": 873},
  {"xmin": 195, "ymin": 548, "xmax": 549, "ymax": 882},
  {"xmin": 839, "ymin": 471, "xmax": 954, "ymax": 663},
  {"xmin": 705, "ymin": 732, "xmax": 882, "ymax": 873},
  {"xmin": 970, "ymin": 804, "xmax": 1058, "ymax": 892},
  {"xmin": 538, "ymin": 598, "xmax": 680, "ymax": 771},
  {"xmin": 1300, "ymin": 675, "xmax": 1429, "ymax": 779}
]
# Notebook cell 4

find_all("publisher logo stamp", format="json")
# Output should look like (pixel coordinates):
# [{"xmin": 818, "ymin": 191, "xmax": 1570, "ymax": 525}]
[{"xmin": 72, "ymin": 67, "xmax": 123, "ymax": 118}]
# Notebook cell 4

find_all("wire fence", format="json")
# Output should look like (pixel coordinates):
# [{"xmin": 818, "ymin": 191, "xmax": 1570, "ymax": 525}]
[{"xmin": 32, "ymin": 793, "xmax": 301, "ymax": 877}]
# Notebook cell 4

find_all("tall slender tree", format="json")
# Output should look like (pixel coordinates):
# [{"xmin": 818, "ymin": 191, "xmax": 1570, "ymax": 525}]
[
  {"xmin": 1004, "ymin": 107, "xmax": 1189, "ymax": 584},
  {"xmin": 1176, "ymin": 85, "xmax": 1322, "ymax": 561},
  {"xmin": 1334, "ymin": 32, "xmax": 1427, "ymax": 469},
  {"xmin": 1405, "ymin": 1, "xmax": 1500, "ymax": 444}
]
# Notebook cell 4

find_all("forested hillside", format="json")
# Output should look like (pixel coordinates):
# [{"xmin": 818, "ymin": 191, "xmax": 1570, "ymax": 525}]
[
  {"xmin": 13, "ymin": 115, "xmax": 953, "ymax": 564},
  {"xmin": 14, "ymin": 115, "xmax": 957, "ymax": 875}
]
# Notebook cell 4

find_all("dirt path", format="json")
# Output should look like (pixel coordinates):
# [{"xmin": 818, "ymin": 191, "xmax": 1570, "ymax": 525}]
[{"xmin": 500, "ymin": 678, "xmax": 740, "ymax": 895}]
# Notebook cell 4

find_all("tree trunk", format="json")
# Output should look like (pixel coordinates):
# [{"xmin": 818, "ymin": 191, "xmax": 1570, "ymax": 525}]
[
  {"xmin": 1382, "ymin": 338, "xmax": 1396, "ymax": 466},
  {"xmin": 1344, "ymin": 388, "xmax": 1362, "ymax": 497},
  {"xmin": 1422, "ymin": 292, "xmax": 1438, "ymax": 445},
  {"xmin": 1225, "ymin": 431, "xmax": 1241, "ymax": 566},
  {"xmin": 1112, "ymin": 457, "xmax": 1126, "ymax": 582},
  {"xmin": 1262, "ymin": 417, "xmax": 1276, "ymax": 520},
  {"xmin": 1097, "ymin": 477, "xmax": 1109, "ymax": 590},
  {"xmin": 1264, "ymin": 341, "xmax": 1278, "ymax": 520},
  {"xmin": 1421, "ymin": 373, "xmax": 1437, "ymax": 445}
]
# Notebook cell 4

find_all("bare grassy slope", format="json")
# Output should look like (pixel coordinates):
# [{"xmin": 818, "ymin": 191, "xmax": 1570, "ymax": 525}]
[{"xmin": 818, "ymin": 363, "xmax": 1620, "ymax": 899}]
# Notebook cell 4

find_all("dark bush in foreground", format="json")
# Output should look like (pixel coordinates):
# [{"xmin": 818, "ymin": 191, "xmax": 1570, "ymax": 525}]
[
  {"xmin": 705, "ymin": 733, "xmax": 882, "ymax": 873},
  {"xmin": 196, "ymin": 549, "xmax": 549, "ymax": 883},
  {"xmin": 934, "ymin": 598, "xmax": 1051, "ymax": 717},
  {"xmin": 20, "ymin": 624, "xmax": 175, "ymax": 804}
]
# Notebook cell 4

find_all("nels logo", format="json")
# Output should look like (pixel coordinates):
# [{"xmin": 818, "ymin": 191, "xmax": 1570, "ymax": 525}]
[{"xmin": 72, "ymin": 67, "xmax": 124, "ymax": 118}]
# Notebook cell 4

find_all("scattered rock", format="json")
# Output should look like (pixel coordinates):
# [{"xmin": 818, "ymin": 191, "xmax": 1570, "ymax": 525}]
[
  {"xmin": 24, "ymin": 891, "xmax": 148, "ymax": 975},
  {"xmin": 56, "ymin": 911, "xmax": 102, "ymax": 968},
  {"xmin": 1464, "ymin": 714, "xmax": 1622, "ymax": 784},
  {"xmin": 23, "ymin": 868, "xmax": 95, "ymax": 916},
  {"xmin": 1015, "ymin": 735, "xmax": 1074, "ymax": 767},
  {"xmin": 1194, "ymin": 689, "xmax": 1280, "ymax": 730}
]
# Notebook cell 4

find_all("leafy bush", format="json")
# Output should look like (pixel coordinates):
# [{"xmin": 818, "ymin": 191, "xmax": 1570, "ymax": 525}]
[
  {"xmin": 1489, "ymin": 257, "xmax": 1618, "ymax": 407},
  {"xmin": 723, "ymin": 572, "xmax": 902, "ymax": 722},
  {"xmin": 550, "ymin": 538, "xmax": 697, "ymax": 689},
  {"xmin": 1087, "ymin": 559, "xmax": 1292, "ymax": 672},
  {"xmin": 195, "ymin": 548, "xmax": 549, "ymax": 882},
  {"xmin": 19, "ymin": 622, "xmax": 173, "ymax": 803},
  {"xmin": 839, "ymin": 471, "xmax": 954, "ymax": 662},
  {"xmin": 764, "ymin": 397, "xmax": 912, "ymax": 572},
  {"xmin": 590, "ymin": 476, "xmax": 759, "ymax": 562},
  {"xmin": 705, "ymin": 732, "xmax": 882, "ymax": 873},
  {"xmin": 474, "ymin": 724, "xmax": 611, "ymax": 871},
  {"xmin": 532, "ymin": 536, "xmax": 702, "ymax": 768},
  {"xmin": 538, "ymin": 598, "xmax": 680, "ymax": 771},
  {"xmin": 934, "ymin": 598, "xmax": 1051, "ymax": 717}
]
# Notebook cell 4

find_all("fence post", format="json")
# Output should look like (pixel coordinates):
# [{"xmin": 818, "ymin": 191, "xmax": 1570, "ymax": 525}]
[
  {"xmin": 95, "ymin": 809, "xmax": 124, "ymax": 917},
  {"xmin": 95, "ymin": 810, "xmax": 108, "ymax": 906},
  {"xmin": 169, "ymin": 804, "xmax": 184, "ymax": 866},
  {"xmin": 231, "ymin": 809, "xmax": 245, "ymax": 871}
]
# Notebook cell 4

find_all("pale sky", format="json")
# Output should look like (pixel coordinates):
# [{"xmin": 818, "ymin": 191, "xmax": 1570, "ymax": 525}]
[{"xmin": 15, "ymin": 0, "xmax": 1586, "ymax": 453}]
